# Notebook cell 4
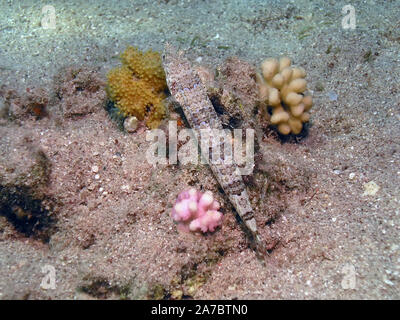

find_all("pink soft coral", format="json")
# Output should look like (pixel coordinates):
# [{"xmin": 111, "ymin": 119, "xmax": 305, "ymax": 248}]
[{"xmin": 171, "ymin": 189, "xmax": 223, "ymax": 233}]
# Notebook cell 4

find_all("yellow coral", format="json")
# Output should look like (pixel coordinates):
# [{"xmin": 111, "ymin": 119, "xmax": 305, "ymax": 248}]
[
  {"xmin": 257, "ymin": 57, "xmax": 312, "ymax": 135},
  {"xmin": 107, "ymin": 46, "xmax": 167, "ymax": 128}
]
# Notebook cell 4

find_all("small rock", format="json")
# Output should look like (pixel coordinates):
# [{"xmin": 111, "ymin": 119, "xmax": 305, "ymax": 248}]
[
  {"xmin": 383, "ymin": 278, "xmax": 394, "ymax": 286},
  {"xmin": 124, "ymin": 116, "xmax": 139, "ymax": 133},
  {"xmin": 349, "ymin": 172, "xmax": 355, "ymax": 180},
  {"xmin": 91, "ymin": 165, "xmax": 99, "ymax": 173},
  {"xmin": 328, "ymin": 91, "xmax": 338, "ymax": 101},
  {"xmin": 121, "ymin": 185, "xmax": 130, "ymax": 192},
  {"xmin": 363, "ymin": 181, "xmax": 380, "ymax": 196}
]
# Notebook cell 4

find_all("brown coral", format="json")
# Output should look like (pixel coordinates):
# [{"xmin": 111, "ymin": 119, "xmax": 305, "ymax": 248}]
[
  {"xmin": 257, "ymin": 57, "xmax": 312, "ymax": 135},
  {"xmin": 107, "ymin": 46, "xmax": 167, "ymax": 129}
]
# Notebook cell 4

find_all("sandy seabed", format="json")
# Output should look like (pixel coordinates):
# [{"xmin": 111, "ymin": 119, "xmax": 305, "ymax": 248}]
[{"xmin": 0, "ymin": 0, "xmax": 399, "ymax": 299}]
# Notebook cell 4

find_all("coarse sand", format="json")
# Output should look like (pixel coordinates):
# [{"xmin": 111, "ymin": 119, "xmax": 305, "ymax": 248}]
[{"xmin": 0, "ymin": 0, "xmax": 399, "ymax": 299}]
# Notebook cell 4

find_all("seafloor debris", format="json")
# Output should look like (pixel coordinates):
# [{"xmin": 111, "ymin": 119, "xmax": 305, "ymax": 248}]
[
  {"xmin": 363, "ymin": 181, "xmax": 380, "ymax": 196},
  {"xmin": 216, "ymin": 56, "xmax": 259, "ymax": 114},
  {"xmin": 0, "ymin": 85, "xmax": 49, "ymax": 120},
  {"xmin": 123, "ymin": 116, "xmax": 141, "ymax": 133},
  {"xmin": 54, "ymin": 67, "xmax": 107, "ymax": 118},
  {"xmin": 77, "ymin": 276, "xmax": 131, "ymax": 299},
  {"xmin": 207, "ymin": 56, "xmax": 259, "ymax": 130},
  {"xmin": 0, "ymin": 138, "xmax": 55, "ymax": 241},
  {"xmin": 107, "ymin": 46, "xmax": 167, "ymax": 128},
  {"xmin": 171, "ymin": 188, "xmax": 223, "ymax": 233},
  {"xmin": 257, "ymin": 57, "xmax": 313, "ymax": 135}
]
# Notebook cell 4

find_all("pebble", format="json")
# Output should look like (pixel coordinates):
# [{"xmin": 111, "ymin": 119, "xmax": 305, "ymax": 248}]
[
  {"xmin": 328, "ymin": 91, "xmax": 338, "ymax": 101},
  {"xmin": 124, "ymin": 116, "xmax": 139, "ymax": 133},
  {"xmin": 91, "ymin": 165, "xmax": 99, "ymax": 173},
  {"xmin": 383, "ymin": 278, "xmax": 394, "ymax": 286},
  {"xmin": 363, "ymin": 181, "xmax": 380, "ymax": 196},
  {"xmin": 121, "ymin": 185, "xmax": 130, "ymax": 192},
  {"xmin": 349, "ymin": 172, "xmax": 355, "ymax": 179},
  {"xmin": 87, "ymin": 183, "xmax": 95, "ymax": 191},
  {"xmin": 94, "ymin": 174, "xmax": 100, "ymax": 180},
  {"xmin": 0, "ymin": 98, "xmax": 8, "ymax": 117}
]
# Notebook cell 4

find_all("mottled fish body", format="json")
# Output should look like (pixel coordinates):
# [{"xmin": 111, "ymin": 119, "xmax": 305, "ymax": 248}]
[{"xmin": 162, "ymin": 44, "xmax": 265, "ymax": 254}]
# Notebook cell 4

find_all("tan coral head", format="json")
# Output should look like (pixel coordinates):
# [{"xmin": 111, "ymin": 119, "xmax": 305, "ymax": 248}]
[{"xmin": 257, "ymin": 57, "xmax": 312, "ymax": 135}]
